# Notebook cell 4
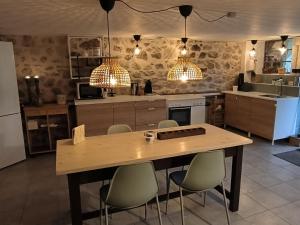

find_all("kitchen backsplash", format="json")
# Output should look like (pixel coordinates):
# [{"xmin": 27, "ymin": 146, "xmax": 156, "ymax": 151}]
[{"xmin": 0, "ymin": 35, "xmax": 243, "ymax": 103}]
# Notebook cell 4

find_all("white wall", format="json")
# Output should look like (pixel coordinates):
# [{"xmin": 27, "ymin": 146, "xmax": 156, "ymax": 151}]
[{"xmin": 243, "ymin": 41, "xmax": 265, "ymax": 82}]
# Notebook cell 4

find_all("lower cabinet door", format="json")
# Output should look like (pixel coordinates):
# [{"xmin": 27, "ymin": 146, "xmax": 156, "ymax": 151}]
[
  {"xmin": 76, "ymin": 104, "xmax": 114, "ymax": 136},
  {"xmin": 250, "ymin": 99, "xmax": 276, "ymax": 140}
]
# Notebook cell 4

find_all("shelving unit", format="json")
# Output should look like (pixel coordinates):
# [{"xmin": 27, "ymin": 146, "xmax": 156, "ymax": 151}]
[
  {"xmin": 23, "ymin": 104, "xmax": 70, "ymax": 155},
  {"xmin": 206, "ymin": 95, "xmax": 225, "ymax": 127},
  {"xmin": 67, "ymin": 36, "xmax": 104, "ymax": 79}
]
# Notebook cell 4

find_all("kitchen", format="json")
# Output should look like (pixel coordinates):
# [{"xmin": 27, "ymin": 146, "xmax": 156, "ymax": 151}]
[{"xmin": 1, "ymin": 1, "xmax": 300, "ymax": 225}]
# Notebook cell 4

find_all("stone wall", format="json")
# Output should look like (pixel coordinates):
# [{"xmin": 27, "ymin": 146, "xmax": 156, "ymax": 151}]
[
  {"xmin": 0, "ymin": 35, "xmax": 73, "ymax": 103},
  {"xmin": 107, "ymin": 38, "xmax": 243, "ymax": 94},
  {"xmin": 0, "ymin": 35, "xmax": 244, "ymax": 103}
]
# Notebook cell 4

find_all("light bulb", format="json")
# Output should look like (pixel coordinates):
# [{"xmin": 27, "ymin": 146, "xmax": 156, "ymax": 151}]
[
  {"xmin": 279, "ymin": 45, "xmax": 287, "ymax": 55},
  {"xmin": 134, "ymin": 46, "xmax": 141, "ymax": 55},
  {"xmin": 33, "ymin": 75, "xmax": 39, "ymax": 79},
  {"xmin": 181, "ymin": 47, "xmax": 187, "ymax": 56},
  {"xmin": 25, "ymin": 75, "xmax": 31, "ymax": 79},
  {"xmin": 110, "ymin": 78, "xmax": 117, "ymax": 86},
  {"xmin": 249, "ymin": 48, "xmax": 256, "ymax": 57},
  {"xmin": 180, "ymin": 73, "xmax": 188, "ymax": 82}
]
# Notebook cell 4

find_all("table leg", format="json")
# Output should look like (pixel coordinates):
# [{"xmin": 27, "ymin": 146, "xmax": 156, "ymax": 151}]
[
  {"xmin": 229, "ymin": 146, "xmax": 243, "ymax": 211},
  {"xmin": 68, "ymin": 174, "xmax": 82, "ymax": 225}
]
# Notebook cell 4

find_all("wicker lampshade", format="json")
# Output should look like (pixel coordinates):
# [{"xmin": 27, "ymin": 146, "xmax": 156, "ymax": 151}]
[
  {"xmin": 89, "ymin": 57, "xmax": 131, "ymax": 88},
  {"xmin": 167, "ymin": 57, "xmax": 203, "ymax": 81}
]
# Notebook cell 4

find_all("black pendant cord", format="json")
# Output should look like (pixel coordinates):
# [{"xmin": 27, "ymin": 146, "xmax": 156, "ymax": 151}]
[
  {"xmin": 117, "ymin": 0, "xmax": 179, "ymax": 13},
  {"xmin": 107, "ymin": 11, "xmax": 111, "ymax": 58},
  {"xmin": 193, "ymin": 10, "xmax": 228, "ymax": 22},
  {"xmin": 116, "ymin": 0, "xmax": 231, "ymax": 22},
  {"xmin": 184, "ymin": 18, "xmax": 187, "ymax": 39},
  {"xmin": 106, "ymin": 11, "xmax": 112, "ymax": 90}
]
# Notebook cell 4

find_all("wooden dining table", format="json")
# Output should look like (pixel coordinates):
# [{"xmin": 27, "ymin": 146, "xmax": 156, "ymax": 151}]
[{"xmin": 56, "ymin": 123, "xmax": 252, "ymax": 225}]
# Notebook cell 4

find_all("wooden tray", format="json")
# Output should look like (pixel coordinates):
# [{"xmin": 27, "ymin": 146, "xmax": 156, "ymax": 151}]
[{"xmin": 157, "ymin": 127, "xmax": 206, "ymax": 140}]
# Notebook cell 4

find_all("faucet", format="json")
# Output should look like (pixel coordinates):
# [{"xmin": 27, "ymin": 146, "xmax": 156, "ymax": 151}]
[{"xmin": 273, "ymin": 78, "xmax": 283, "ymax": 96}]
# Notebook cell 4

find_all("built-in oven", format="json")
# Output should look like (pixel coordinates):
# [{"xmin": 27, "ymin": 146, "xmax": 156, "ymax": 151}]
[
  {"xmin": 166, "ymin": 95, "xmax": 206, "ymax": 126},
  {"xmin": 168, "ymin": 106, "xmax": 191, "ymax": 126}
]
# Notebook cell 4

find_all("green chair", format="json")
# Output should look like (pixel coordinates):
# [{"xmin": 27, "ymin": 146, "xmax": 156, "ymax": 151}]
[
  {"xmin": 158, "ymin": 120, "xmax": 180, "ymax": 192},
  {"xmin": 107, "ymin": 124, "xmax": 132, "ymax": 134},
  {"xmin": 166, "ymin": 150, "xmax": 230, "ymax": 225},
  {"xmin": 158, "ymin": 120, "xmax": 179, "ymax": 129},
  {"xmin": 99, "ymin": 162, "xmax": 163, "ymax": 225}
]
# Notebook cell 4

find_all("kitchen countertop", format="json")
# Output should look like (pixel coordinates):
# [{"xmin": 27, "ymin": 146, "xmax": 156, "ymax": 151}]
[
  {"xmin": 223, "ymin": 91, "xmax": 299, "ymax": 101},
  {"xmin": 74, "ymin": 92, "xmax": 222, "ymax": 105}
]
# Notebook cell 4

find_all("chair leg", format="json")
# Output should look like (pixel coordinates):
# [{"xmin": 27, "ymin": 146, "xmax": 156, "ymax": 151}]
[
  {"xmin": 105, "ymin": 204, "xmax": 109, "ymax": 225},
  {"xmin": 165, "ymin": 174, "xmax": 171, "ymax": 214},
  {"xmin": 203, "ymin": 191, "xmax": 207, "ymax": 207},
  {"xmin": 221, "ymin": 182, "xmax": 231, "ymax": 225},
  {"xmin": 156, "ymin": 194, "xmax": 163, "ymax": 225},
  {"xmin": 179, "ymin": 187, "xmax": 185, "ymax": 225},
  {"xmin": 145, "ymin": 202, "xmax": 148, "ymax": 220},
  {"xmin": 100, "ymin": 197, "xmax": 103, "ymax": 225}
]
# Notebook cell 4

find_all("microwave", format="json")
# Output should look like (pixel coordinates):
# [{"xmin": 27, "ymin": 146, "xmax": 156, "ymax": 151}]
[{"xmin": 76, "ymin": 82, "xmax": 102, "ymax": 99}]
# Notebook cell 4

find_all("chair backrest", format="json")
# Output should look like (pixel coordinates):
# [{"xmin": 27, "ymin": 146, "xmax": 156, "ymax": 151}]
[
  {"xmin": 158, "ymin": 120, "xmax": 179, "ymax": 129},
  {"xmin": 105, "ymin": 162, "xmax": 159, "ymax": 209},
  {"xmin": 182, "ymin": 150, "xmax": 225, "ymax": 191},
  {"xmin": 107, "ymin": 124, "xmax": 132, "ymax": 134}
]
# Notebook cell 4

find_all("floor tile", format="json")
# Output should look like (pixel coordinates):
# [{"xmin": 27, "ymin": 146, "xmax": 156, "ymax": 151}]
[{"xmin": 271, "ymin": 200, "xmax": 300, "ymax": 225}]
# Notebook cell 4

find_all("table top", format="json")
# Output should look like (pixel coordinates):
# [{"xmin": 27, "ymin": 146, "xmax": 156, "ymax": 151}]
[{"xmin": 56, "ymin": 124, "xmax": 253, "ymax": 175}]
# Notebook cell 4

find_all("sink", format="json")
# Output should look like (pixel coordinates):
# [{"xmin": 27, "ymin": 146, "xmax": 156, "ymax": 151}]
[{"xmin": 259, "ymin": 94, "xmax": 285, "ymax": 98}]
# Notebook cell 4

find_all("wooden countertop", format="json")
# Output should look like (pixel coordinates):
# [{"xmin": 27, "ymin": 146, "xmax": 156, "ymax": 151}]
[
  {"xmin": 223, "ymin": 91, "xmax": 299, "ymax": 101},
  {"xmin": 74, "ymin": 92, "xmax": 222, "ymax": 106},
  {"xmin": 56, "ymin": 124, "xmax": 252, "ymax": 175}
]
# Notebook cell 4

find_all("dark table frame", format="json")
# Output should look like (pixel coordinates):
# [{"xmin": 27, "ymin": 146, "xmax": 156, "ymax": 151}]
[{"xmin": 67, "ymin": 145, "xmax": 243, "ymax": 225}]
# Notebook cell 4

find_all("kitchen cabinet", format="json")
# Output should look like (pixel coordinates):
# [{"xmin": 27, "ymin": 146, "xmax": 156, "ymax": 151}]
[
  {"xmin": 113, "ymin": 102, "xmax": 135, "ymax": 130},
  {"xmin": 250, "ymin": 98, "xmax": 276, "ymax": 140},
  {"xmin": 224, "ymin": 94, "xmax": 238, "ymax": 128},
  {"xmin": 76, "ymin": 103, "xmax": 114, "ymax": 136},
  {"xmin": 224, "ymin": 93, "xmax": 298, "ymax": 142},
  {"xmin": 135, "ymin": 100, "xmax": 167, "ymax": 131},
  {"xmin": 76, "ymin": 99, "xmax": 167, "ymax": 136}
]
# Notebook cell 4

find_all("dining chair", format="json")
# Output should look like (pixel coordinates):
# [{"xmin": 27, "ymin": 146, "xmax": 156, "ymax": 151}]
[
  {"xmin": 158, "ymin": 120, "xmax": 179, "ymax": 129},
  {"xmin": 165, "ymin": 150, "xmax": 230, "ymax": 225},
  {"xmin": 158, "ymin": 120, "xmax": 180, "ymax": 192},
  {"xmin": 107, "ymin": 124, "xmax": 132, "ymax": 134},
  {"xmin": 99, "ymin": 162, "xmax": 163, "ymax": 225}
]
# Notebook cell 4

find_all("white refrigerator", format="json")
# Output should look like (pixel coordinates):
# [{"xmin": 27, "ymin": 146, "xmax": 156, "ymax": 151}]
[{"xmin": 0, "ymin": 41, "xmax": 26, "ymax": 169}]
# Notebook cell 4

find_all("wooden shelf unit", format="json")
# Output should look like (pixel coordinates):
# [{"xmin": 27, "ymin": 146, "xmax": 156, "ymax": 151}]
[{"xmin": 23, "ymin": 104, "xmax": 71, "ymax": 155}]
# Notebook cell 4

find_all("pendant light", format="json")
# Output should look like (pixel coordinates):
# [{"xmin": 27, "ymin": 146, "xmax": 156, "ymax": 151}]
[
  {"xmin": 249, "ymin": 40, "xmax": 257, "ymax": 58},
  {"xmin": 180, "ymin": 37, "xmax": 188, "ymax": 56},
  {"xmin": 90, "ymin": 0, "xmax": 131, "ymax": 91},
  {"xmin": 168, "ymin": 5, "xmax": 203, "ymax": 82},
  {"xmin": 279, "ymin": 35, "xmax": 288, "ymax": 55},
  {"xmin": 133, "ymin": 34, "xmax": 141, "ymax": 55}
]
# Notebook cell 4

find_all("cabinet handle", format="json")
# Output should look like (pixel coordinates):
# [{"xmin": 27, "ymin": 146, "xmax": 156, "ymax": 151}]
[
  {"xmin": 148, "ymin": 123, "xmax": 156, "ymax": 127},
  {"xmin": 148, "ymin": 107, "xmax": 156, "ymax": 111}
]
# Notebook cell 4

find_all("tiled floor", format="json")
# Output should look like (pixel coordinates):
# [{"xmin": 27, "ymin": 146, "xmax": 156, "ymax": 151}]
[{"xmin": 1, "ymin": 133, "xmax": 300, "ymax": 225}]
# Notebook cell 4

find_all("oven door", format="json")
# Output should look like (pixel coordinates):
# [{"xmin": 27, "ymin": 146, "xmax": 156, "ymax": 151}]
[{"xmin": 168, "ymin": 106, "xmax": 191, "ymax": 126}]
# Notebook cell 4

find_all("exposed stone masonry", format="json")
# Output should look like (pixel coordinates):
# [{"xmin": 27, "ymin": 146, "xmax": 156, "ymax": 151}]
[{"xmin": 0, "ymin": 35, "xmax": 243, "ymax": 103}]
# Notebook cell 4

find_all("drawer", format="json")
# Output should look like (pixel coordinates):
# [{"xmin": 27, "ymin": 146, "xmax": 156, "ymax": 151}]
[
  {"xmin": 136, "ymin": 107, "xmax": 167, "ymax": 126},
  {"xmin": 47, "ymin": 107, "xmax": 67, "ymax": 115},
  {"xmin": 24, "ymin": 109, "xmax": 47, "ymax": 117},
  {"xmin": 134, "ymin": 100, "xmax": 166, "ymax": 110}
]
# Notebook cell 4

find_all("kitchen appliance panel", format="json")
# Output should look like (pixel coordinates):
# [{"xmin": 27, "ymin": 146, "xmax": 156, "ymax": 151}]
[
  {"xmin": 0, "ymin": 42, "xmax": 21, "ymax": 116},
  {"xmin": 0, "ymin": 113, "xmax": 26, "ymax": 169}
]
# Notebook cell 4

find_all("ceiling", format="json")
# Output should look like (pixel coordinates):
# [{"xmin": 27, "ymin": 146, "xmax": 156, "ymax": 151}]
[{"xmin": 1, "ymin": 0, "xmax": 300, "ymax": 40}]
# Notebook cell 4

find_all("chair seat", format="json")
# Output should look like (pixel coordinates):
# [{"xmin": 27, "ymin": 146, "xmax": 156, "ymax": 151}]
[
  {"xmin": 100, "ymin": 184, "xmax": 110, "ymax": 201},
  {"xmin": 169, "ymin": 170, "xmax": 187, "ymax": 185}
]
